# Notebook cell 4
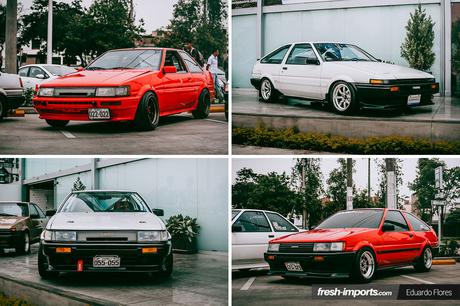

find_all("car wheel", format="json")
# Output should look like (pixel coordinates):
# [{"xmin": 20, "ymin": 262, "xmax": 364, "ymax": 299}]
[
  {"xmin": 159, "ymin": 253, "xmax": 173, "ymax": 278},
  {"xmin": 0, "ymin": 96, "xmax": 5, "ymax": 120},
  {"xmin": 330, "ymin": 81, "xmax": 357, "ymax": 114},
  {"xmin": 352, "ymin": 248, "xmax": 376, "ymax": 283},
  {"xmin": 259, "ymin": 78, "xmax": 277, "ymax": 103},
  {"xmin": 38, "ymin": 243, "xmax": 59, "ymax": 279},
  {"xmin": 15, "ymin": 231, "xmax": 31, "ymax": 255},
  {"xmin": 46, "ymin": 120, "xmax": 69, "ymax": 128},
  {"xmin": 192, "ymin": 89, "xmax": 211, "ymax": 119},
  {"xmin": 134, "ymin": 91, "xmax": 160, "ymax": 131},
  {"xmin": 414, "ymin": 246, "xmax": 432, "ymax": 272}
]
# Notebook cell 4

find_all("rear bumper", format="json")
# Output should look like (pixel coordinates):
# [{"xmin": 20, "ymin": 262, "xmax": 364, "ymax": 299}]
[
  {"xmin": 33, "ymin": 96, "xmax": 140, "ymax": 122},
  {"xmin": 41, "ymin": 241, "xmax": 171, "ymax": 273},
  {"xmin": 5, "ymin": 95, "xmax": 25, "ymax": 110},
  {"xmin": 265, "ymin": 251, "xmax": 356, "ymax": 278},
  {"xmin": 0, "ymin": 231, "xmax": 21, "ymax": 248}
]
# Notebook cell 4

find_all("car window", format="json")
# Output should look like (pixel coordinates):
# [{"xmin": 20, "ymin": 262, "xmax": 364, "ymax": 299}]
[
  {"xmin": 60, "ymin": 192, "xmax": 150, "ymax": 213},
  {"xmin": 18, "ymin": 67, "xmax": 29, "ymax": 77},
  {"xmin": 0, "ymin": 203, "xmax": 29, "ymax": 217},
  {"xmin": 29, "ymin": 204, "xmax": 40, "ymax": 218},
  {"xmin": 44, "ymin": 65, "xmax": 76, "ymax": 76},
  {"xmin": 383, "ymin": 211, "xmax": 409, "ymax": 232},
  {"xmin": 232, "ymin": 209, "xmax": 241, "ymax": 220},
  {"xmin": 29, "ymin": 66, "xmax": 47, "ymax": 78},
  {"xmin": 260, "ymin": 45, "xmax": 291, "ymax": 64},
  {"xmin": 164, "ymin": 51, "xmax": 187, "ymax": 73},
  {"xmin": 32, "ymin": 204, "xmax": 46, "ymax": 218},
  {"xmin": 286, "ymin": 44, "xmax": 318, "ymax": 65},
  {"xmin": 405, "ymin": 212, "xmax": 430, "ymax": 232},
  {"xmin": 179, "ymin": 51, "xmax": 203, "ymax": 73},
  {"xmin": 234, "ymin": 211, "xmax": 271, "ymax": 232},
  {"xmin": 265, "ymin": 212, "xmax": 298, "ymax": 232}
]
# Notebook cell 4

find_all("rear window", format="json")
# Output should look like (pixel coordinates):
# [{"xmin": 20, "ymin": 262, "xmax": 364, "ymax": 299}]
[
  {"xmin": 316, "ymin": 210, "xmax": 383, "ymax": 229},
  {"xmin": 405, "ymin": 212, "xmax": 430, "ymax": 231}
]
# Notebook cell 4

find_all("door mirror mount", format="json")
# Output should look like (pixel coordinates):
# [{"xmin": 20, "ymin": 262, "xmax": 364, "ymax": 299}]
[
  {"xmin": 152, "ymin": 208, "xmax": 164, "ymax": 216},
  {"xmin": 232, "ymin": 225, "xmax": 243, "ymax": 232},
  {"xmin": 45, "ymin": 209, "xmax": 56, "ymax": 217},
  {"xmin": 306, "ymin": 57, "xmax": 320, "ymax": 65},
  {"xmin": 382, "ymin": 223, "xmax": 395, "ymax": 232},
  {"xmin": 163, "ymin": 66, "xmax": 177, "ymax": 74},
  {"xmin": 35, "ymin": 74, "xmax": 46, "ymax": 79}
]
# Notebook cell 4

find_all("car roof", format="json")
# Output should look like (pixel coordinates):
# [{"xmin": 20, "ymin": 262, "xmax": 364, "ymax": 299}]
[
  {"xmin": 71, "ymin": 190, "xmax": 136, "ymax": 193},
  {"xmin": 20, "ymin": 64, "xmax": 68, "ymax": 68},
  {"xmin": 232, "ymin": 208, "xmax": 280, "ymax": 214},
  {"xmin": 108, "ymin": 47, "xmax": 180, "ymax": 52}
]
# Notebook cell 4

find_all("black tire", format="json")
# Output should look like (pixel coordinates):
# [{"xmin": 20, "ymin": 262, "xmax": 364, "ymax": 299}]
[
  {"xmin": 15, "ymin": 231, "xmax": 31, "ymax": 255},
  {"xmin": 192, "ymin": 89, "xmax": 211, "ymax": 119},
  {"xmin": 259, "ymin": 78, "xmax": 277, "ymax": 103},
  {"xmin": 133, "ymin": 91, "xmax": 160, "ymax": 131},
  {"xmin": 38, "ymin": 243, "xmax": 59, "ymax": 279},
  {"xmin": 159, "ymin": 252, "xmax": 173, "ymax": 278},
  {"xmin": 329, "ymin": 81, "xmax": 357, "ymax": 114},
  {"xmin": 46, "ymin": 120, "xmax": 69, "ymax": 128},
  {"xmin": 351, "ymin": 247, "xmax": 376, "ymax": 283},
  {"xmin": 0, "ymin": 97, "xmax": 6, "ymax": 121},
  {"xmin": 414, "ymin": 246, "xmax": 433, "ymax": 272}
]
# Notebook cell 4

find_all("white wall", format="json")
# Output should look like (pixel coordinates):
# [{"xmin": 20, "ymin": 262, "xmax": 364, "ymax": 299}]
[{"xmin": 0, "ymin": 184, "xmax": 22, "ymax": 201}]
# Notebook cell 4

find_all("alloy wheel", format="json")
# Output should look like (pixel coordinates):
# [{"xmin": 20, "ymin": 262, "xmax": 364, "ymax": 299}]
[
  {"xmin": 24, "ymin": 233, "xmax": 30, "ymax": 253},
  {"xmin": 147, "ymin": 96, "xmax": 158, "ymax": 124},
  {"xmin": 359, "ymin": 250, "xmax": 375, "ymax": 279},
  {"xmin": 333, "ymin": 84, "xmax": 352, "ymax": 111},
  {"xmin": 261, "ymin": 79, "xmax": 272, "ymax": 100},
  {"xmin": 424, "ymin": 248, "xmax": 432, "ymax": 269}
]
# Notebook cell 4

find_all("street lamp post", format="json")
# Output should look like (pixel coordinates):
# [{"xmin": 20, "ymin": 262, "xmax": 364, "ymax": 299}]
[{"xmin": 47, "ymin": 0, "xmax": 53, "ymax": 64}]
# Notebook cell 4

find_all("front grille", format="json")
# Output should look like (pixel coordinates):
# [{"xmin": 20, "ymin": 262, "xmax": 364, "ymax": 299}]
[
  {"xmin": 54, "ymin": 88, "xmax": 96, "ymax": 97},
  {"xmin": 391, "ymin": 78, "xmax": 433, "ymax": 85},
  {"xmin": 0, "ymin": 229, "xmax": 12, "ymax": 236},
  {"xmin": 86, "ymin": 237, "xmax": 128, "ymax": 242},
  {"xmin": 77, "ymin": 231, "xmax": 136, "ymax": 242},
  {"xmin": 47, "ymin": 101, "xmax": 94, "ymax": 105},
  {"xmin": 279, "ymin": 243, "xmax": 314, "ymax": 253}
]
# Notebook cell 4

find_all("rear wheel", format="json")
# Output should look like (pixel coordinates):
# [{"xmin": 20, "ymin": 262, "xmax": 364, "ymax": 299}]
[
  {"xmin": 38, "ymin": 243, "xmax": 59, "ymax": 279},
  {"xmin": 46, "ymin": 120, "xmax": 69, "ymax": 128},
  {"xmin": 352, "ymin": 248, "xmax": 376, "ymax": 283},
  {"xmin": 133, "ymin": 91, "xmax": 160, "ymax": 131},
  {"xmin": 192, "ymin": 89, "xmax": 211, "ymax": 119},
  {"xmin": 414, "ymin": 246, "xmax": 432, "ymax": 272},
  {"xmin": 15, "ymin": 231, "xmax": 31, "ymax": 255},
  {"xmin": 330, "ymin": 81, "xmax": 357, "ymax": 114},
  {"xmin": 259, "ymin": 78, "xmax": 277, "ymax": 103}
]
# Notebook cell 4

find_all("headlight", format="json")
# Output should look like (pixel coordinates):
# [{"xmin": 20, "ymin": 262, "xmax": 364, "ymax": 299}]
[
  {"xmin": 268, "ymin": 243, "xmax": 280, "ymax": 252},
  {"xmin": 95, "ymin": 86, "xmax": 129, "ymax": 97},
  {"xmin": 38, "ymin": 87, "xmax": 54, "ymax": 96},
  {"xmin": 54, "ymin": 231, "xmax": 77, "ymax": 242},
  {"xmin": 369, "ymin": 79, "xmax": 390, "ymax": 85},
  {"xmin": 313, "ymin": 242, "xmax": 345, "ymax": 252},
  {"xmin": 137, "ymin": 230, "xmax": 169, "ymax": 242}
]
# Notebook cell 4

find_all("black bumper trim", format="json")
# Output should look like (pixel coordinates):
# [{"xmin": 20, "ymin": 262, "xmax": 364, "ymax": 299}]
[
  {"xmin": 250, "ymin": 78, "xmax": 261, "ymax": 90},
  {"xmin": 5, "ymin": 95, "xmax": 25, "ymax": 110},
  {"xmin": 0, "ymin": 231, "xmax": 22, "ymax": 248}
]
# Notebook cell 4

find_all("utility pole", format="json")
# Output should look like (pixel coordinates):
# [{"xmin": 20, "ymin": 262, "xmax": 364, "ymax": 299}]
[
  {"xmin": 385, "ymin": 158, "xmax": 397, "ymax": 209},
  {"xmin": 301, "ymin": 159, "xmax": 307, "ymax": 229},
  {"xmin": 368, "ymin": 158, "xmax": 371, "ymax": 201},
  {"xmin": 5, "ymin": 0, "xmax": 17, "ymax": 73},
  {"xmin": 346, "ymin": 158, "xmax": 353, "ymax": 210},
  {"xmin": 47, "ymin": 0, "xmax": 53, "ymax": 64}
]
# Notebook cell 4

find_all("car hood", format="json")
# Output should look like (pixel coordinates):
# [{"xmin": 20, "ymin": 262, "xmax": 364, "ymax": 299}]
[
  {"xmin": 0, "ymin": 216, "xmax": 26, "ymax": 229},
  {"xmin": 48, "ymin": 212, "xmax": 165, "ymax": 231},
  {"xmin": 331, "ymin": 62, "xmax": 434, "ymax": 79},
  {"xmin": 41, "ymin": 69, "xmax": 153, "ymax": 87},
  {"xmin": 272, "ymin": 228, "xmax": 374, "ymax": 243}
]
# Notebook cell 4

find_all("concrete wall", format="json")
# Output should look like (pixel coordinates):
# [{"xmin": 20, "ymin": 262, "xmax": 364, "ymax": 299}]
[
  {"xmin": 0, "ymin": 184, "xmax": 21, "ymax": 201},
  {"xmin": 24, "ymin": 159, "xmax": 92, "ymax": 180}
]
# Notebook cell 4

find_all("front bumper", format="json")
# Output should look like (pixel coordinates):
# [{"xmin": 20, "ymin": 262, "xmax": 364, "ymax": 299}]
[
  {"xmin": 33, "ymin": 95, "xmax": 141, "ymax": 122},
  {"xmin": 41, "ymin": 241, "xmax": 171, "ymax": 273},
  {"xmin": 0, "ymin": 230, "xmax": 22, "ymax": 248},
  {"xmin": 250, "ymin": 78, "xmax": 261, "ymax": 90},
  {"xmin": 265, "ymin": 251, "xmax": 356, "ymax": 278}
]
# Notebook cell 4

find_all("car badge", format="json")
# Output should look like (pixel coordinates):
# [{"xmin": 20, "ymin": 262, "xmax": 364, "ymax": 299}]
[{"xmin": 413, "ymin": 86, "xmax": 421, "ymax": 90}]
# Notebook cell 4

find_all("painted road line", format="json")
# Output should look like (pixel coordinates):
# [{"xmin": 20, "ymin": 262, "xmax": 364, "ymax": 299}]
[
  {"xmin": 240, "ymin": 277, "xmax": 256, "ymax": 291},
  {"xmin": 205, "ymin": 119, "xmax": 227, "ymax": 124},
  {"xmin": 60, "ymin": 130, "xmax": 76, "ymax": 139},
  {"xmin": 401, "ymin": 275, "xmax": 435, "ymax": 284}
]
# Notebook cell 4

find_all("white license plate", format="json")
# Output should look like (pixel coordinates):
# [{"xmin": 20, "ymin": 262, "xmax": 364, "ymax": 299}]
[
  {"xmin": 285, "ymin": 262, "xmax": 303, "ymax": 272},
  {"xmin": 407, "ymin": 95, "xmax": 421, "ymax": 106},
  {"xmin": 88, "ymin": 108, "xmax": 111, "ymax": 120},
  {"xmin": 93, "ymin": 255, "xmax": 120, "ymax": 268}
]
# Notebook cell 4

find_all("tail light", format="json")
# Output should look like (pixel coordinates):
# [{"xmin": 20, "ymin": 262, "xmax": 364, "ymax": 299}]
[{"xmin": 35, "ymin": 84, "xmax": 39, "ymax": 94}]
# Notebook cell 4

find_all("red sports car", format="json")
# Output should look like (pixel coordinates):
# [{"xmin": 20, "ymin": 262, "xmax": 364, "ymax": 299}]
[
  {"xmin": 33, "ymin": 48, "xmax": 215, "ymax": 130},
  {"xmin": 265, "ymin": 208, "xmax": 438, "ymax": 282}
]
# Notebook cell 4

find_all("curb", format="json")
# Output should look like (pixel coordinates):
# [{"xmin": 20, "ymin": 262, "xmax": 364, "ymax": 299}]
[
  {"xmin": 432, "ymin": 259, "xmax": 457, "ymax": 265},
  {"xmin": 210, "ymin": 104, "xmax": 225, "ymax": 113}
]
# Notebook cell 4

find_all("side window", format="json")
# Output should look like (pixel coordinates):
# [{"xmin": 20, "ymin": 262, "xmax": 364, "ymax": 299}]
[
  {"xmin": 233, "ymin": 211, "xmax": 271, "ymax": 232},
  {"xmin": 266, "ymin": 212, "xmax": 298, "ymax": 232},
  {"xmin": 405, "ymin": 213, "xmax": 430, "ymax": 232},
  {"xmin": 383, "ymin": 211, "xmax": 409, "ymax": 232},
  {"xmin": 286, "ymin": 44, "xmax": 318, "ymax": 65},
  {"xmin": 29, "ymin": 204, "xmax": 39, "ymax": 218},
  {"xmin": 164, "ymin": 51, "xmax": 187, "ymax": 73},
  {"xmin": 179, "ymin": 51, "xmax": 203, "ymax": 73},
  {"xmin": 33, "ymin": 204, "xmax": 46, "ymax": 218},
  {"xmin": 260, "ymin": 45, "xmax": 291, "ymax": 64},
  {"xmin": 18, "ymin": 67, "xmax": 29, "ymax": 77},
  {"xmin": 29, "ymin": 67, "xmax": 47, "ymax": 79}
]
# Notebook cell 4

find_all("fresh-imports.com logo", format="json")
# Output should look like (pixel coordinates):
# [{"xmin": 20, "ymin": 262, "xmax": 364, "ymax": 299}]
[{"xmin": 317, "ymin": 287, "xmax": 393, "ymax": 298}]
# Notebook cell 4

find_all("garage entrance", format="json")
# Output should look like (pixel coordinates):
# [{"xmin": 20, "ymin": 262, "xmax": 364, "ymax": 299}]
[{"xmin": 26, "ymin": 180, "xmax": 55, "ymax": 212}]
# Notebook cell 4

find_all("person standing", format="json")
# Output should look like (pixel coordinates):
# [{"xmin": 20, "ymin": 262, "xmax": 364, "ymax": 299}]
[
  {"xmin": 207, "ymin": 49, "xmax": 220, "ymax": 99},
  {"xmin": 185, "ymin": 41, "xmax": 204, "ymax": 67}
]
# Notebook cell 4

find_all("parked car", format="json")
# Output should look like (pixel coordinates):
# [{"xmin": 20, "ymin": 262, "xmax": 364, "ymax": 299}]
[
  {"xmin": 0, "ymin": 72, "xmax": 24, "ymax": 120},
  {"xmin": 33, "ymin": 48, "xmax": 216, "ymax": 130},
  {"xmin": 251, "ymin": 42, "xmax": 439, "ymax": 114},
  {"xmin": 265, "ymin": 208, "xmax": 438, "ymax": 282},
  {"xmin": 216, "ymin": 68, "xmax": 228, "ymax": 120},
  {"xmin": 18, "ymin": 64, "xmax": 77, "ymax": 90},
  {"xmin": 38, "ymin": 190, "xmax": 173, "ymax": 279},
  {"xmin": 0, "ymin": 201, "xmax": 48, "ymax": 254},
  {"xmin": 232, "ymin": 209, "xmax": 299, "ymax": 270}
]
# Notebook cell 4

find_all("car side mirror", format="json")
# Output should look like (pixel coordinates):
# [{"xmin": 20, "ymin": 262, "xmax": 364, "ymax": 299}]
[
  {"xmin": 30, "ymin": 213, "xmax": 39, "ymax": 219},
  {"xmin": 382, "ymin": 223, "xmax": 395, "ymax": 232},
  {"xmin": 163, "ymin": 66, "xmax": 177, "ymax": 74},
  {"xmin": 152, "ymin": 208, "xmax": 164, "ymax": 216},
  {"xmin": 35, "ymin": 74, "xmax": 47, "ymax": 79},
  {"xmin": 45, "ymin": 209, "xmax": 56, "ymax": 217},
  {"xmin": 306, "ymin": 58, "xmax": 320, "ymax": 65},
  {"xmin": 76, "ymin": 67, "xmax": 84, "ymax": 72},
  {"xmin": 377, "ymin": 59, "xmax": 382, "ymax": 62},
  {"xmin": 232, "ymin": 225, "xmax": 243, "ymax": 232}
]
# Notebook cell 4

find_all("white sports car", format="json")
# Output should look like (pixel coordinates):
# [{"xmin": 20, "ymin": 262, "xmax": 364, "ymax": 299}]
[{"xmin": 251, "ymin": 42, "xmax": 439, "ymax": 113}]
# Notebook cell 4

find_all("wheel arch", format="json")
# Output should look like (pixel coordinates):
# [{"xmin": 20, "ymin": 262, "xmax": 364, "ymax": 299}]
[{"xmin": 325, "ymin": 77, "xmax": 357, "ymax": 102}]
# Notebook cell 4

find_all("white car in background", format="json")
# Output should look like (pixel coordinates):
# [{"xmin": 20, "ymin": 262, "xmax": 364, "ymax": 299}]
[
  {"xmin": 251, "ymin": 42, "xmax": 439, "ymax": 114},
  {"xmin": 18, "ymin": 64, "xmax": 77, "ymax": 90},
  {"xmin": 232, "ymin": 209, "xmax": 299, "ymax": 270}
]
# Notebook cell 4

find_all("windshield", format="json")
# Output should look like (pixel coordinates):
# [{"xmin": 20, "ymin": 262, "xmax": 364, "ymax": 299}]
[
  {"xmin": 314, "ymin": 43, "xmax": 376, "ymax": 62},
  {"xmin": 316, "ymin": 210, "xmax": 383, "ymax": 229},
  {"xmin": 232, "ymin": 209, "xmax": 241, "ymax": 220},
  {"xmin": 0, "ymin": 203, "xmax": 29, "ymax": 217},
  {"xmin": 86, "ymin": 49, "xmax": 162, "ymax": 70},
  {"xmin": 60, "ymin": 192, "xmax": 151, "ymax": 213},
  {"xmin": 44, "ymin": 65, "xmax": 76, "ymax": 76}
]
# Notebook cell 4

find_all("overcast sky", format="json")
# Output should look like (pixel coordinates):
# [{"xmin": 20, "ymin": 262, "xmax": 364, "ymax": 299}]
[
  {"xmin": 232, "ymin": 158, "xmax": 460, "ymax": 198},
  {"xmin": 17, "ymin": 0, "xmax": 178, "ymax": 33}
]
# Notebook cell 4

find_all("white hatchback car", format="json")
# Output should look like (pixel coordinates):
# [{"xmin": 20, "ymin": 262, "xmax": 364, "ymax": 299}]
[
  {"xmin": 232, "ymin": 209, "xmax": 299, "ymax": 270},
  {"xmin": 18, "ymin": 64, "xmax": 77, "ymax": 90},
  {"xmin": 38, "ymin": 190, "xmax": 172, "ymax": 279},
  {"xmin": 251, "ymin": 42, "xmax": 439, "ymax": 114}
]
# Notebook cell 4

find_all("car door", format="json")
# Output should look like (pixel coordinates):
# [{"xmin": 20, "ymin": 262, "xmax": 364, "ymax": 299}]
[
  {"xmin": 403, "ymin": 212, "xmax": 432, "ymax": 260},
  {"xmin": 178, "ymin": 50, "xmax": 204, "ymax": 106},
  {"xmin": 232, "ymin": 210, "xmax": 274, "ymax": 265},
  {"xmin": 277, "ymin": 43, "xmax": 322, "ymax": 99},
  {"xmin": 264, "ymin": 211, "xmax": 299, "ymax": 239},
  {"xmin": 376, "ymin": 210, "xmax": 417, "ymax": 266},
  {"xmin": 27, "ymin": 204, "xmax": 45, "ymax": 242}
]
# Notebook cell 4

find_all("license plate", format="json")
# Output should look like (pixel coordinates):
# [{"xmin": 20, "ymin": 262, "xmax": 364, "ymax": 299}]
[
  {"xmin": 407, "ymin": 95, "xmax": 421, "ymax": 106},
  {"xmin": 93, "ymin": 255, "xmax": 120, "ymax": 268},
  {"xmin": 88, "ymin": 108, "xmax": 111, "ymax": 120},
  {"xmin": 285, "ymin": 262, "xmax": 303, "ymax": 272}
]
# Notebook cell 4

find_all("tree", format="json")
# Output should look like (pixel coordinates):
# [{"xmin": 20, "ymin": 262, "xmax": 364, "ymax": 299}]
[
  {"xmin": 400, "ymin": 4, "xmax": 435, "ymax": 71},
  {"xmin": 325, "ymin": 159, "xmax": 355, "ymax": 217},
  {"xmin": 375, "ymin": 159, "xmax": 403, "ymax": 208},
  {"xmin": 72, "ymin": 177, "xmax": 86, "ymax": 191}
]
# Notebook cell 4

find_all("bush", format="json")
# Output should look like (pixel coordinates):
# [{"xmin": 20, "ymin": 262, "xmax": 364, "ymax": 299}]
[
  {"xmin": 439, "ymin": 239, "xmax": 459, "ymax": 257},
  {"xmin": 23, "ymin": 88, "xmax": 36, "ymax": 107},
  {"xmin": 232, "ymin": 127, "xmax": 460, "ymax": 154},
  {"xmin": 0, "ymin": 294, "xmax": 33, "ymax": 306},
  {"xmin": 166, "ymin": 214, "xmax": 200, "ymax": 243}
]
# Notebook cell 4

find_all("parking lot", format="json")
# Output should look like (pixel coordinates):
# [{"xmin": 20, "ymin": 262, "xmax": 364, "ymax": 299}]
[
  {"xmin": 0, "ymin": 245, "xmax": 228, "ymax": 306},
  {"xmin": 232, "ymin": 264, "xmax": 460, "ymax": 306},
  {"xmin": 0, "ymin": 112, "xmax": 228, "ymax": 154}
]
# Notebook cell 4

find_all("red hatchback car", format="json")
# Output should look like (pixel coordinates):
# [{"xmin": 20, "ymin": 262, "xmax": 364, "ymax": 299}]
[
  {"xmin": 33, "ymin": 48, "xmax": 215, "ymax": 130},
  {"xmin": 265, "ymin": 208, "xmax": 438, "ymax": 282}
]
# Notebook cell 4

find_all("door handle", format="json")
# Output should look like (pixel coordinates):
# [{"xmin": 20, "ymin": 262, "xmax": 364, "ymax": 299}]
[
  {"xmin": 282, "ymin": 67, "xmax": 288, "ymax": 70},
  {"xmin": 409, "ymin": 233, "xmax": 413, "ymax": 238},
  {"xmin": 268, "ymin": 235, "xmax": 274, "ymax": 238}
]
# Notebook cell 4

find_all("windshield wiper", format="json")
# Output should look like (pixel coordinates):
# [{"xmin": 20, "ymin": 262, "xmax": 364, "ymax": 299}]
[
  {"xmin": 110, "ymin": 67, "xmax": 132, "ymax": 70},
  {"xmin": 86, "ymin": 66, "xmax": 107, "ymax": 70}
]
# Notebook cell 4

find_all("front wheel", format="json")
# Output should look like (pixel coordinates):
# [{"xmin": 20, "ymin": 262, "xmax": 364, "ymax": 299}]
[
  {"xmin": 352, "ymin": 248, "xmax": 376, "ymax": 283},
  {"xmin": 259, "ymin": 78, "xmax": 277, "ymax": 103},
  {"xmin": 15, "ymin": 231, "xmax": 31, "ymax": 255},
  {"xmin": 414, "ymin": 246, "xmax": 432, "ymax": 272},
  {"xmin": 38, "ymin": 243, "xmax": 59, "ymax": 279},
  {"xmin": 192, "ymin": 89, "xmax": 211, "ymax": 119},
  {"xmin": 159, "ymin": 253, "xmax": 173, "ymax": 278},
  {"xmin": 46, "ymin": 120, "xmax": 69, "ymax": 128},
  {"xmin": 133, "ymin": 92, "xmax": 160, "ymax": 131},
  {"xmin": 330, "ymin": 81, "xmax": 357, "ymax": 114}
]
